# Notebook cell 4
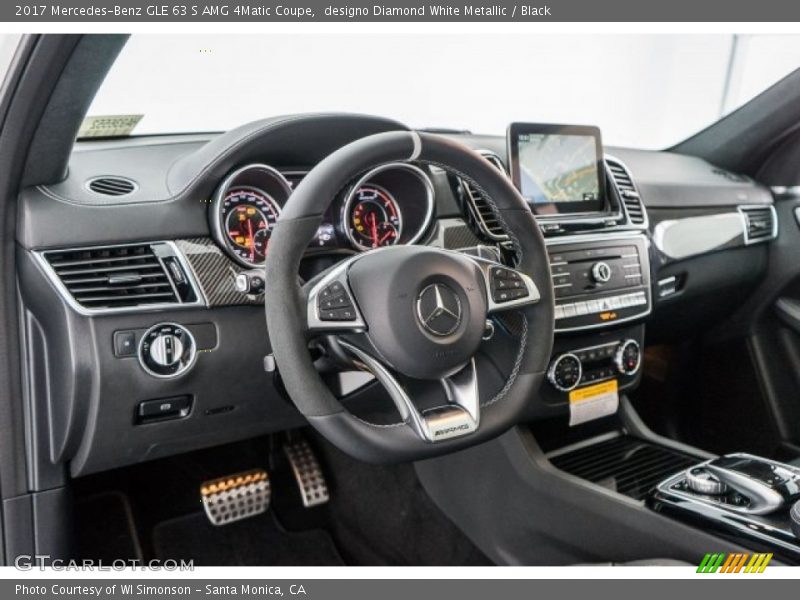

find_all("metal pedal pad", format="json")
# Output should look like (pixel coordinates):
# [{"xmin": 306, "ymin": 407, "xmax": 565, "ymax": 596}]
[
  {"xmin": 284, "ymin": 438, "xmax": 330, "ymax": 508},
  {"xmin": 200, "ymin": 469, "xmax": 270, "ymax": 526}
]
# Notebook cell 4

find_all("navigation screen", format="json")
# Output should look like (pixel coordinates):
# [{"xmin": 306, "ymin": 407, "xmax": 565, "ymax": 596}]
[{"xmin": 508, "ymin": 123, "xmax": 605, "ymax": 215}]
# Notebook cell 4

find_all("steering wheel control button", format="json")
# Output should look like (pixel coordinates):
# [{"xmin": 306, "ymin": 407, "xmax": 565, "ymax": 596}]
[
  {"xmin": 416, "ymin": 283, "xmax": 463, "ymax": 337},
  {"xmin": 490, "ymin": 267, "xmax": 530, "ymax": 303},
  {"xmin": 614, "ymin": 339, "xmax": 642, "ymax": 376},
  {"xmin": 317, "ymin": 282, "xmax": 357, "ymax": 321},
  {"xmin": 138, "ymin": 323, "xmax": 197, "ymax": 378},
  {"xmin": 547, "ymin": 353, "xmax": 583, "ymax": 392}
]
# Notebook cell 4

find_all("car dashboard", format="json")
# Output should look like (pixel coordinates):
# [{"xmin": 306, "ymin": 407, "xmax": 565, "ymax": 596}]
[{"xmin": 15, "ymin": 113, "xmax": 778, "ymax": 484}]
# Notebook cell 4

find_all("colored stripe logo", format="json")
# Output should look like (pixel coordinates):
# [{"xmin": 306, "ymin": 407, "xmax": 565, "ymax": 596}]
[{"xmin": 697, "ymin": 552, "xmax": 772, "ymax": 573}]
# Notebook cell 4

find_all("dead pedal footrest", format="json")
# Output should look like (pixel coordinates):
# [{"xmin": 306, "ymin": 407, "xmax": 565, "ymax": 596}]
[
  {"xmin": 200, "ymin": 469, "xmax": 270, "ymax": 526},
  {"xmin": 284, "ymin": 438, "xmax": 330, "ymax": 507}
]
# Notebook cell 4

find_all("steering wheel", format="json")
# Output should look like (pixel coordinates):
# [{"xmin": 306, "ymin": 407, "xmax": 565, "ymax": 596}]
[{"xmin": 265, "ymin": 131, "xmax": 554, "ymax": 462}]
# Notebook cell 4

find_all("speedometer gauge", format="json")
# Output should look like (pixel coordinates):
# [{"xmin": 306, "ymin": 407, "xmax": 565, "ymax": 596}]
[
  {"xmin": 210, "ymin": 164, "xmax": 293, "ymax": 268},
  {"xmin": 221, "ymin": 187, "xmax": 280, "ymax": 265},
  {"xmin": 345, "ymin": 185, "xmax": 402, "ymax": 250}
]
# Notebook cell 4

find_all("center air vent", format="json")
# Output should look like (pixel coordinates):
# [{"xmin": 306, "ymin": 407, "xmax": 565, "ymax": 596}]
[
  {"xmin": 739, "ymin": 205, "xmax": 778, "ymax": 244},
  {"xmin": 42, "ymin": 243, "xmax": 198, "ymax": 311},
  {"xmin": 606, "ymin": 158, "xmax": 647, "ymax": 226},
  {"xmin": 86, "ymin": 176, "xmax": 137, "ymax": 197},
  {"xmin": 458, "ymin": 152, "xmax": 510, "ymax": 242}
]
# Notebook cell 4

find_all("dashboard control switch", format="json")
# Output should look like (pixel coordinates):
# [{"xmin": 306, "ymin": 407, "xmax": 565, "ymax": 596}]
[
  {"xmin": 137, "ymin": 395, "xmax": 192, "ymax": 423},
  {"xmin": 591, "ymin": 261, "xmax": 613, "ymax": 283},
  {"xmin": 614, "ymin": 339, "xmax": 641, "ymax": 376},
  {"xmin": 547, "ymin": 353, "xmax": 582, "ymax": 392},
  {"xmin": 113, "ymin": 330, "xmax": 137, "ymax": 357},
  {"xmin": 235, "ymin": 270, "xmax": 265, "ymax": 294},
  {"xmin": 138, "ymin": 323, "xmax": 197, "ymax": 378}
]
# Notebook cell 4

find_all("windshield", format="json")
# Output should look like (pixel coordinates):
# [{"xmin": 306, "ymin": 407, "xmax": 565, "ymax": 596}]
[{"xmin": 85, "ymin": 33, "xmax": 800, "ymax": 149}]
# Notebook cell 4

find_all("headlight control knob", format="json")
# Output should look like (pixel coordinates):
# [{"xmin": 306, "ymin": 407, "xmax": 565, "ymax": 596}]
[
  {"xmin": 614, "ymin": 339, "xmax": 642, "ymax": 376},
  {"xmin": 547, "ymin": 353, "xmax": 582, "ymax": 392},
  {"xmin": 138, "ymin": 323, "xmax": 197, "ymax": 378}
]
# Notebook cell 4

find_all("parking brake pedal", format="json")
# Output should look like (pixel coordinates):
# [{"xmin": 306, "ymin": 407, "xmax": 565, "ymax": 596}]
[
  {"xmin": 284, "ymin": 438, "xmax": 330, "ymax": 507},
  {"xmin": 200, "ymin": 469, "xmax": 271, "ymax": 526}
]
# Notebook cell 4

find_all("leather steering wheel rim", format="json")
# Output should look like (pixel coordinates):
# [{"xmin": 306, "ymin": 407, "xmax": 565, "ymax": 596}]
[{"xmin": 265, "ymin": 130, "xmax": 554, "ymax": 463}]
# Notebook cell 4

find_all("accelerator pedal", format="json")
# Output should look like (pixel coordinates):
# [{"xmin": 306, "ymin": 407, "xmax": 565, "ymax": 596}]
[
  {"xmin": 284, "ymin": 438, "xmax": 330, "ymax": 508},
  {"xmin": 200, "ymin": 469, "xmax": 270, "ymax": 526}
]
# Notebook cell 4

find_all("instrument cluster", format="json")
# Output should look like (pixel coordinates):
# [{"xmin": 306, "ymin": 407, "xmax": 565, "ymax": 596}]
[{"xmin": 210, "ymin": 162, "xmax": 435, "ymax": 268}]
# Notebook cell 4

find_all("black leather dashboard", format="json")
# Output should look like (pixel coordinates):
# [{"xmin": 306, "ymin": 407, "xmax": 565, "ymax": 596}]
[{"xmin": 15, "ymin": 113, "xmax": 778, "ymax": 481}]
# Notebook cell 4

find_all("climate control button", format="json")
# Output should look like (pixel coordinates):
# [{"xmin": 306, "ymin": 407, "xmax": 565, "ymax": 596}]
[
  {"xmin": 614, "ymin": 339, "xmax": 641, "ymax": 376},
  {"xmin": 547, "ymin": 353, "xmax": 583, "ymax": 392}
]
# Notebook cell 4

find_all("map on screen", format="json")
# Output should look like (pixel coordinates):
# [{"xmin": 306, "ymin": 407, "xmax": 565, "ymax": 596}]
[{"xmin": 517, "ymin": 133, "xmax": 600, "ymax": 205}]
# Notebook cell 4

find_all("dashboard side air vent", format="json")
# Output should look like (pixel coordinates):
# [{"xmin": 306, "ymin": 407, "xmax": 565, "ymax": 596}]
[
  {"xmin": 86, "ymin": 176, "xmax": 137, "ymax": 197},
  {"xmin": 42, "ymin": 243, "xmax": 198, "ymax": 312},
  {"xmin": 606, "ymin": 158, "xmax": 647, "ymax": 226},
  {"xmin": 459, "ymin": 151, "xmax": 510, "ymax": 242},
  {"xmin": 739, "ymin": 205, "xmax": 778, "ymax": 244}
]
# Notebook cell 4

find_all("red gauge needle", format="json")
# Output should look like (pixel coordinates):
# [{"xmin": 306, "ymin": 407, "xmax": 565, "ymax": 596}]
[
  {"xmin": 368, "ymin": 212, "xmax": 379, "ymax": 247},
  {"xmin": 378, "ymin": 230, "xmax": 394, "ymax": 245},
  {"xmin": 247, "ymin": 218, "xmax": 255, "ymax": 262}
]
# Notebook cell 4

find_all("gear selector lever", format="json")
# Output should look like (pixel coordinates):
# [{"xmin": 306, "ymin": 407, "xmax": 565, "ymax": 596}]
[{"xmin": 686, "ymin": 454, "xmax": 800, "ymax": 515}]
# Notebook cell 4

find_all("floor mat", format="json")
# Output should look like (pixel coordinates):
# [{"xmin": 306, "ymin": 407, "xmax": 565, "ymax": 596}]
[
  {"xmin": 152, "ymin": 511, "xmax": 344, "ymax": 566},
  {"xmin": 314, "ymin": 436, "xmax": 493, "ymax": 566},
  {"xmin": 74, "ymin": 491, "xmax": 142, "ymax": 561}
]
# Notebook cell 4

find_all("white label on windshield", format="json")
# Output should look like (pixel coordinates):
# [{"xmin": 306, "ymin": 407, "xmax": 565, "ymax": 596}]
[{"xmin": 78, "ymin": 115, "xmax": 143, "ymax": 138}]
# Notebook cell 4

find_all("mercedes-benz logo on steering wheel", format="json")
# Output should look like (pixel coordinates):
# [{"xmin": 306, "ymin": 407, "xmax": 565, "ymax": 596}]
[{"xmin": 416, "ymin": 283, "xmax": 462, "ymax": 336}]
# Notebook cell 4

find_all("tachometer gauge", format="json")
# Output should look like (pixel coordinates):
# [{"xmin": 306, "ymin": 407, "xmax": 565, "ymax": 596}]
[
  {"xmin": 345, "ymin": 185, "xmax": 402, "ymax": 250},
  {"xmin": 221, "ymin": 187, "xmax": 281, "ymax": 265}
]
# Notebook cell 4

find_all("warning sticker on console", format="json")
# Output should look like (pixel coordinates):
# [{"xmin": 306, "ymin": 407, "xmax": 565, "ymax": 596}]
[{"xmin": 568, "ymin": 379, "xmax": 619, "ymax": 426}]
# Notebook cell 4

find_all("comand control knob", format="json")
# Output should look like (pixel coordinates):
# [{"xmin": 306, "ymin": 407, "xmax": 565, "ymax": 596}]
[
  {"xmin": 547, "ymin": 353, "xmax": 583, "ymax": 392},
  {"xmin": 791, "ymin": 499, "xmax": 800, "ymax": 540},
  {"xmin": 686, "ymin": 467, "xmax": 729, "ymax": 496},
  {"xmin": 138, "ymin": 323, "xmax": 197, "ymax": 378},
  {"xmin": 614, "ymin": 339, "xmax": 642, "ymax": 376}
]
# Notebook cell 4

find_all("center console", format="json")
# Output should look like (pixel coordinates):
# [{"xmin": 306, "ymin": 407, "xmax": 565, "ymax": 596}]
[
  {"xmin": 543, "ymin": 234, "xmax": 650, "ymax": 396},
  {"xmin": 417, "ymin": 121, "xmax": 800, "ymax": 565},
  {"xmin": 507, "ymin": 123, "xmax": 800, "ymax": 561},
  {"xmin": 502, "ymin": 122, "xmax": 652, "ymax": 418},
  {"xmin": 549, "ymin": 235, "xmax": 651, "ymax": 333},
  {"xmin": 650, "ymin": 454, "xmax": 800, "ymax": 558}
]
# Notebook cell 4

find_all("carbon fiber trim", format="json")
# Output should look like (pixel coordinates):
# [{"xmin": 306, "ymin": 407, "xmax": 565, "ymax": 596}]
[
  {"xmin": 175, "ymin": 238, "xmax": 263, "ymax": 307},
  {"xmin": 178, "ymin": 223, "xmax": 475, "ymax": 309},
  {"xmin": 442, "ymin": 223, "xmax": 483, "ymax": 249}
]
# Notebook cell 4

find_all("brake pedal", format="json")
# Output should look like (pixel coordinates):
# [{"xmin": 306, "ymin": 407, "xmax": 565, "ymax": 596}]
[
  {"xmin": 284, "ymin": 438, "xmax": 330, "ymax": 507},
  {"xmin": 200, "ymin": 469, "xmax": 270, "ymax": 526}
]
